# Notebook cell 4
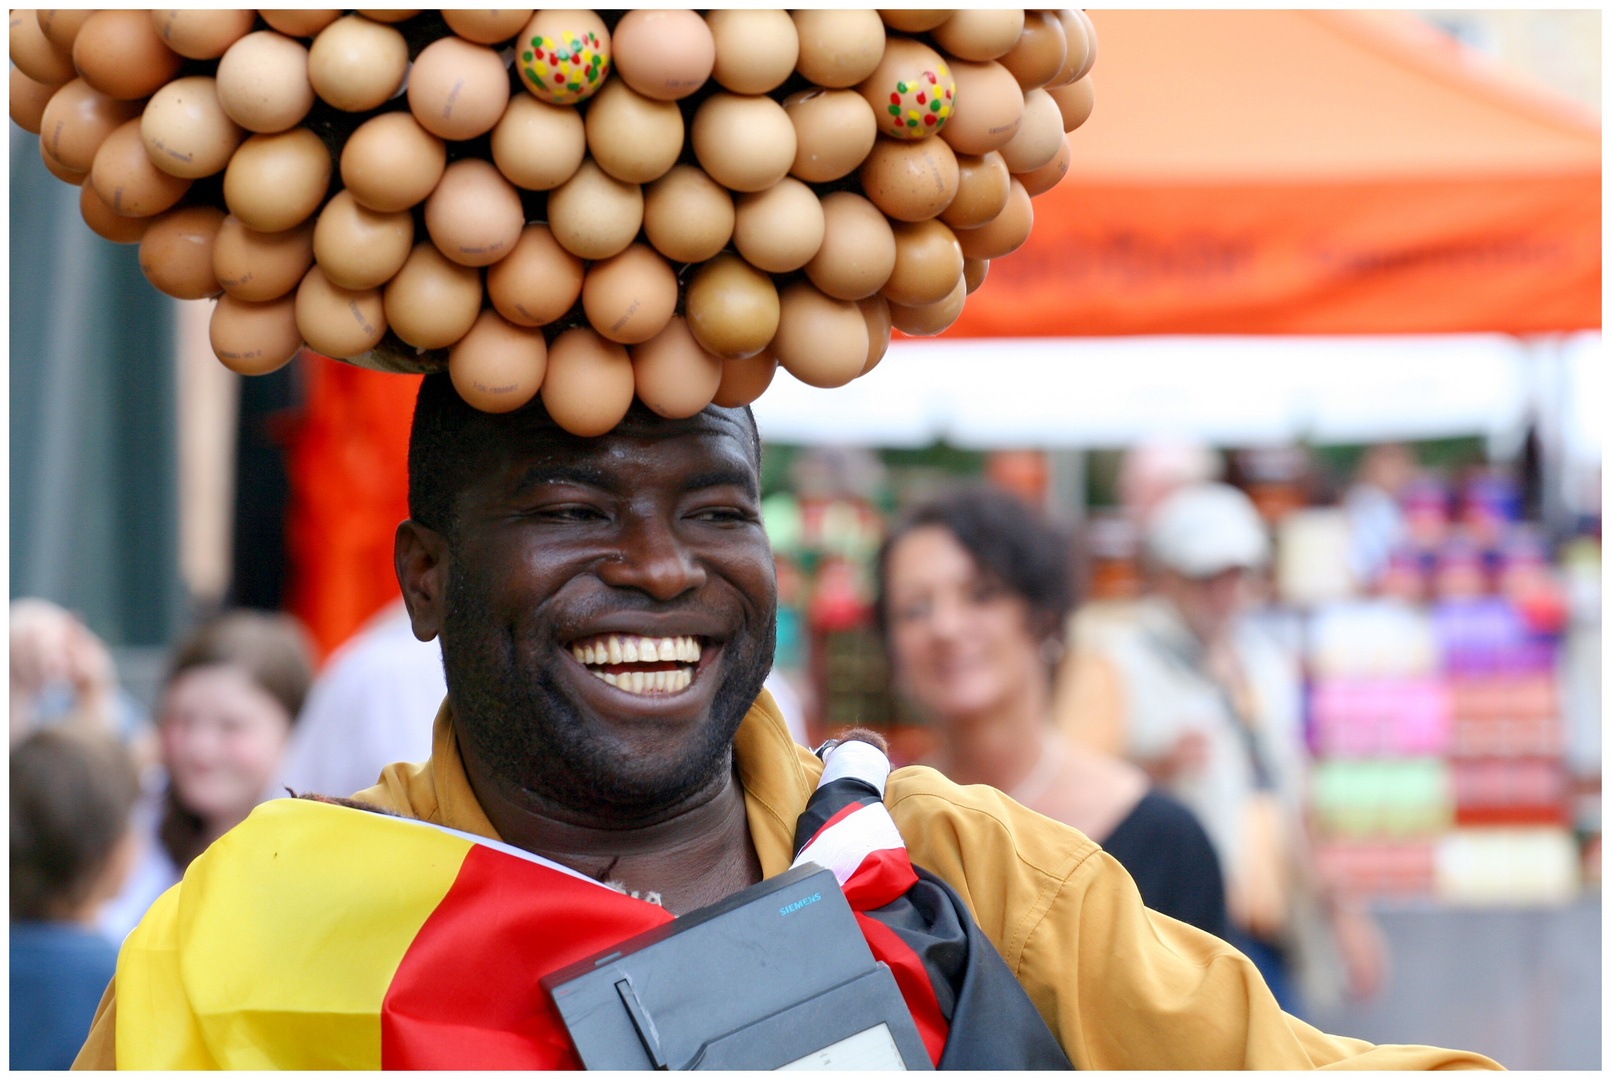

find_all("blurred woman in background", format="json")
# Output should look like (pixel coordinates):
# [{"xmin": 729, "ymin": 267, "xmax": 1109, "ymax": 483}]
[
  {"xmin": 99, "ymin": 611, "xmax": 314, "ymax": 941},
  {"xmin": 875, "ymin": 486, "xmax": 1229, "ymax": 938}
]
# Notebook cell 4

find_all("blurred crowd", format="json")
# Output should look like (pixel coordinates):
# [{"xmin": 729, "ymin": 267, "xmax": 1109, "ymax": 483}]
[{"xmin": 13, "ymin": 437, "xmax": 1573, "ymax": 1067}]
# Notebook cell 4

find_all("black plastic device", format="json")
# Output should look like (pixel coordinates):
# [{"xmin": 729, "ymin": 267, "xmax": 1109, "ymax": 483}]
[{"xmin": 541, "ymin": 863, "xmax": 934, "ymax": 1070}]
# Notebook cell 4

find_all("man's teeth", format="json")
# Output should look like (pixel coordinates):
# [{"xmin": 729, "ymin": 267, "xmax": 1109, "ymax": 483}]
[
  {"xmin": 567, "ymin": 635, "xmax": 702, "ymax": 695},
  {"xmin": 591, "ymin": 668, "xmax": 694, "ymax": 695},
  {"xmin": 570, "ymin": 635, "xmax": 701, "ymax": 667}
]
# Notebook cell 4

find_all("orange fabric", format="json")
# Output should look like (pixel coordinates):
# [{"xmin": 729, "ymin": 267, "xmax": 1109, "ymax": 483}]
[
  {"xmin": 947, "ymin": 10, "xmax": 1600, "ymax": 338},
  {"xmin": 284, "ymin": 355, "xmax": 420, "ymax": 662}
]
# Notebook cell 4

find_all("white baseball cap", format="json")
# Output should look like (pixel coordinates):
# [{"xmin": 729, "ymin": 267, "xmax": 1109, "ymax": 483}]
[{"xmin": 1146, "ymin": 483, "xmax": 1270, "ymax": 579}]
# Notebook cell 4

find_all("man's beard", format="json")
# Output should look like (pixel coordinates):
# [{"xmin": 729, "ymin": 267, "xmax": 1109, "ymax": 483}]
[{"xmin": 438, "ymin": 556, "xmax": 776, "ymax": 820}]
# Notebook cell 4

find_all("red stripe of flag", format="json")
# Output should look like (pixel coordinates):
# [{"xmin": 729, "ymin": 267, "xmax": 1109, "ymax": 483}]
[
  {"xmin": 854, "ymin": 912, "xmax": 950, "ymax": 1066},
  {"xmin": 381, "ymin": 844, "xmax": 671, "ymax": 1069}
]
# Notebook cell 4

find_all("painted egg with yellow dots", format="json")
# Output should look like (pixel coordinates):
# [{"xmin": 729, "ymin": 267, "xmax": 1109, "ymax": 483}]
[
  {"xmin": 856, "ymin": 38, "xmax": 954, "ymax": 140},
  {"xmin": 516, "ymin": 9, "xmax": 611, "ymax": 105}
]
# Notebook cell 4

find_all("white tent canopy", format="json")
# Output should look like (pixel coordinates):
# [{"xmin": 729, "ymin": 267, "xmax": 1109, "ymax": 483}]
[{"xmin": 750, "ymin": 334, "xmax": 1581, "ymax": 450}]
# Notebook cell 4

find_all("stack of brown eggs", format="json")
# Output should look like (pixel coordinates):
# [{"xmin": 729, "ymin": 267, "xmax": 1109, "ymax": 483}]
[{"xmin": 10, "ymin": 8, "xmax": 1095, "ymax": 435}]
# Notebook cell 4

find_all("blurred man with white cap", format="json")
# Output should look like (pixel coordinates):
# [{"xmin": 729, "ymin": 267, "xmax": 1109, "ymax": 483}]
[{"xmin": 1094, "ymin": 482, "xmax": 1386, "ymax": 1017}]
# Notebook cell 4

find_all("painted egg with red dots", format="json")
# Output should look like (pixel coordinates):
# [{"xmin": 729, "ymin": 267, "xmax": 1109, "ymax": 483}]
[
  {"xmin": 856, "ymin": 38, "xmax": 954, "ymax": 140},
  {"xmin": 515, "ymin": 9, "xmax": 611, "ymax": 106}
]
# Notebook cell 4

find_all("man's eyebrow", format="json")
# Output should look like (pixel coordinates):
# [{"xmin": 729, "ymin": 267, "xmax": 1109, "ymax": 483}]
[
  {"xmin": 511, "ymin": 462, "xmax": 621, "ymax": 496},
  {"xmin": 683, "ymin": 466, "xmax": 759, "ymax": 499}
]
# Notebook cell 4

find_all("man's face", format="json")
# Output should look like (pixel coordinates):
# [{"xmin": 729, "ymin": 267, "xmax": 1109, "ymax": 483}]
[{"xmin": 433, "ymin": 407, "xmax": 776, "ymax": 817}]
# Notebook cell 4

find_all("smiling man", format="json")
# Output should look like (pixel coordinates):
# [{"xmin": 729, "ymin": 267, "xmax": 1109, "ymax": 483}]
[{"xmin": 75, "ymin": 377, "xmax": 1498, "ymax": 1070}]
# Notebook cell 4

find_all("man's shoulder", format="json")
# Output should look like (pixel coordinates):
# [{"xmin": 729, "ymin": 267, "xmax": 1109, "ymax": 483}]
[{"xmin": 884, "ymin": 765, "xmax": 1102, "ymax": 888}]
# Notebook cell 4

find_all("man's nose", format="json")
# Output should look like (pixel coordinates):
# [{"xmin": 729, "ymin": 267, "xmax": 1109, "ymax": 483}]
[{"xmin": 596, "ymin": 514, "xmax": 707, "ymax": 601}]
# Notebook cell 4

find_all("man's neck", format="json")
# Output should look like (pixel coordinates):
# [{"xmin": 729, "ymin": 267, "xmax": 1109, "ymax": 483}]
[{"xmin": 459, "ymin": 743, "xmax": 763, "ymax": 916}]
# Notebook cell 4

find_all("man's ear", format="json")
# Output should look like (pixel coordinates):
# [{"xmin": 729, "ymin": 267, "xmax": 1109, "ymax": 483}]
[{"xmin": 395, "ymin": 520, "xmax": 450, "ymax": 642}]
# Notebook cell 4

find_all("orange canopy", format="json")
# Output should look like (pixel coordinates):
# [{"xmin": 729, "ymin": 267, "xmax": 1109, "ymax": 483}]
[{"xmin": 948, "ymin": 10, "xmax": 1601, "ymax": 337}]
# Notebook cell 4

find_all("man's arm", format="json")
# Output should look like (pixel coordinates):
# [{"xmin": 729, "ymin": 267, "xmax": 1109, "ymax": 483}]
[{"xmin": 72, "ymin": 980, "xmax": 117, "ymax": 1069}]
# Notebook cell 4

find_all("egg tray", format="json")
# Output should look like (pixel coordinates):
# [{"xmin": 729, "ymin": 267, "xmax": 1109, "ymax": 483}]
[{"xmin": 11, "ymin": 8, "xmax": 1097, "ymax": 435}]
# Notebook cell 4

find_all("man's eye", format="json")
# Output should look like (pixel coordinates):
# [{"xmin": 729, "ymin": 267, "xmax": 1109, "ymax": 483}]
[
  {"xmin": 691, "ymin": 507, "xmax": 750, "ymax": 524},
  {"xmin": 534, "ymin": 505, "xmax": 606, "ymax": 523}
]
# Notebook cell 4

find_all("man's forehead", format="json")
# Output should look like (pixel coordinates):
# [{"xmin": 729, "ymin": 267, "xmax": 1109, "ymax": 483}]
[{"xmin": 499, "ymin": 404, "xmax": 758, "ymax": 476}]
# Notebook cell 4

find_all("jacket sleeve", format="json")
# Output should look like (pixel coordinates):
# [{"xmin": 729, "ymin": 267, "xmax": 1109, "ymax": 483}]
[
  {"xmin": 1017, "ymin": 839, "xmax": 1501, "ymax": 1069},
  {"xmin": 888, "ymin": 774, "xmax": 1502, "ymax": 1071},
  {"xmin": 71, "ymin": 981, "xmax": 117, "ymax": 1069}
]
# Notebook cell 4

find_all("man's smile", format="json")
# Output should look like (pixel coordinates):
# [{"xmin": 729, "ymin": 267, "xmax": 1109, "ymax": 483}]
[{"xmin": 565, "ymin": 633, "xmax": 711, "ymax": 696}]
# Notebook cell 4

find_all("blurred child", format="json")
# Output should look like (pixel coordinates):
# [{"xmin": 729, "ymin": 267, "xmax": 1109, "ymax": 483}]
[{"xmin": 11, "ymin": 728, "xmax": 141, "ymax": 1069}]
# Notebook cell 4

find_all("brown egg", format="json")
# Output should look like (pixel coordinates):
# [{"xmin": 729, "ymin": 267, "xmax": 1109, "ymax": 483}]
[
  {"xmin": 878, "ymin": 10, "xmax": 954, "ymax": 33},
  {"xmin": 90, "ymin": 119, "xmax": 191, "ymax": 216},
  {"xmin": 685, "ymin": 254, "xmax": 778, "ymax": 360},
  {"xmin": 39, "ymin": 78, "xmax": 138, "ymax": 173},
  {"xmin": 223, "ymin": 128, "xmax": 331, "ymax": 233},
  {"xmin": 733, "ymin": 179, "xmax": 824, "ymax": 274},
  {"xmin": 384, "ymin": 243, "xmax": 483, "ymax": 350},
  {"xmin": 1045, "ymin": 9, "xmax": 1089, "ymax": 88},
  {"xmin": 11, "ymin": 9, "xmax": 76, "ymax": 84},
  {"xmin": 707, "ymin": 9, "xmax": 797, "ymax": 95},
  {"xmin": 296, "ymin": 265, "xmax": 387, "ymax": 359},
  {"xmin": 313, "ymin": 190, "xmax": 413, "ymax": 290},
  {"xmin": 1016, "ymin": 134, "xmax": 1069, "ymax": 195},
  {"xmin": 214, "ymin": 216, "xmax": 315, "ymax": 301},
  {"xmin": 939, "ymin": 151, "xmax": 1009, "ymax": 229},
  {"xmin": 643, "ymin": 165, "xmax": 733, "ymax": 265},
  {"xmin": 210, "ymin": 294, "xmax": 302, "ymax": 375},
  {"xmin": 72, "ymin": 10, "xmax": 182, "ymax": 100},
  {"xmin": 547, "ymin": 159, "xmax": 642, "ymax": 261},
  {"xmin": 581, "ymin": 243, "xmax": 678, "ymax": 345},
  {"xmin": 931, "ymin": 9, "xmax": 1024, "ymax": 62},
  {"xmin": 491, "ymin": 94, "xmax": 584, "ymax": 191},
  {"xmin": 141, "ymin": 77, "xmax": 244, "ymax": 179},
  {"xmin": 805, "ymin": 192, "xmax": 894, "ymax": 300},
  {"xmin": 541, "ymin": 328, "xmax": 635, "ymax": 436},
  {"xmin": 962, "ymin": 256, "xmax": 989, "ymax": 293},
  {"xmin": 613, "ymin": 9, "xmax": 714, "ymax": 101},
  {"xmin": 216, "ymin": 31, "xmax": 315, "ymax": 134},
  {"xmin": 584, "ymin": 77, "xmax": 684, "ymax": 185},
  {"xmin": 857, "ymin": 294, "xmax": 892, "ymax": 374},
  {"xmin": 341, "ymin": 112, "xmax": 445, "ymax": 213},
  {"xmin": 888, "ymin": 273, "xmax": 966, "ymax": 336},
  {"xmin": 443, "ymin": 9, "xmax": 534, "ymax": 45},
  {"xmin": 1047, "ymin": 75, "xmax": 1094, "ymax": 132},
  {"xmin": 954, "ymin": 177, "xmax": 1032, "ymax": 259},
  {"xmin": 151, "ymin": 9, "xmax": 255, "ymax": 60},
  {"xmin": 857, "ymin": 38, "xmax": 956, "ymax": 141},
  {"xmin": 450, "ymin": 309, "xmax": 547, "ymax": 413},
  {"xmin": 1000, "ymin": 11, "xmax": 1066, "ymax": 91},
  {"xmin": 858, "ymin": 135, "xmax": 959, "ymax": 222},
  {"xmin": 691, "ymin": 93, "xmax": 796, "ymax": 194},
  {"xmin": 881, "ymin": 218, "xmax": 963, "ymax": 307},
  {"xmin": 355, "ymin": 11, "xmax": 419, "ymax": 25},
  {"xmin": 1070, "ymin": 9, "xmax": 1097, "ymax": 82},
  {"xmin": 792, "ymin": 10, "xmax": 884, "ymax": 88},
  {"xmin": 9, "ymin": 66, "xmax": 58, "ymax": 135},
  {"xmin": 259, "ymin": 10, "xmax": 342, "ymax": 38},
  {"xmin": 79, "ymin": 182, "xmax": 150, "ymax": 243},
  {"xmin": 784, "ymin": 88, "xmax": 877, "ymax": 184},
  {"xmin": 40, "ymin": 138, "xmax": 84, "ymax": 184},
  {"xmin": 408, "ymin": 36, "xmax": 509, "ymax": 141},
  {"xmin": 138, "ymin": 204, "xmax": 225, "ymax": 299},
  {"xmin": 308, "ymin": 15, "xmax": 409, "ymax": 112},
  {"xmin": 424, "ymin": 158, "xmax": 524, "ymax": 268},
  {"xmin": 772, "ymin": 281, "xmax": 869, "ymax": 390},
  {"xmin": 712, "ymin": 350, "xmax": 777, "ymax": 409},
  {"xmin": 631, "ymin": 316, "xmax": 723, "ymax": 419},
  {"xmin": 939, "ymin": 60, "xmax": 1023, "ymax": 155},
  {"xmin": 998, "ymin": 88, "xmax": 1063, "ymax": 173},
  {"xmin": 486, "ymin": 224, "xmax": 583, "ymax": 327},
  {"xmin": 514, "ymin": 9, "xmax": 612, "ymax": 106},
  {"xmin": 36, "ymin": 9, "xmax": 95, "ymax": 54}
]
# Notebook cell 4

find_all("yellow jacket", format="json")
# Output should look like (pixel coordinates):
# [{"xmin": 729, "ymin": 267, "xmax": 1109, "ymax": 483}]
[{"xmin": 76, "ymin": 692, "xmax": 1499, "ymax": 1070}]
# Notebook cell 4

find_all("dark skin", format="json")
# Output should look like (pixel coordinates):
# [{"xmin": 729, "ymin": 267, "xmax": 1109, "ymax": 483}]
[{"xmin": 394, "ymin": 406, "xmax": 775, "ymax": 914}]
